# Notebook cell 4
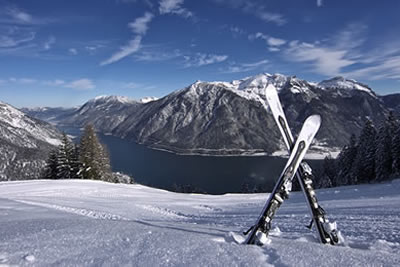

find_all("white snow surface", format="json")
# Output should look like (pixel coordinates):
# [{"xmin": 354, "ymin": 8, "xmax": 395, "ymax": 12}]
[
  {"xmin": 318, "ymin": 77, "xmax": 375, "ymax": 96},
  {"xmin": 1, "ymin": 179, "xmax": 399, "ymax": 266}
]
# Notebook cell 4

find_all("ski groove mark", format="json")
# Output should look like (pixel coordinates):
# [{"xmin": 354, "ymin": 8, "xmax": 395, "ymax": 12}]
[{"xmin": 14, "ymin": 199, "xmax": 129, "ymax": 221}]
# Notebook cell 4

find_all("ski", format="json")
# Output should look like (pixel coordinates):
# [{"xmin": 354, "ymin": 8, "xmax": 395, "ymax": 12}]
[
  {"xmin": 265, "ymin": 84, "xmax": 339, "ymax": 245},
  {"xmin": 245, "ymin": 115, "xmax": 321, "ymax": 245}
]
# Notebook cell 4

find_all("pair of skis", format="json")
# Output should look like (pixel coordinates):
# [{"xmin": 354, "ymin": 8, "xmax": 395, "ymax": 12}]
[{"xmin": 244, "ymin": 84, "xmax": 339, "ymax": 246}]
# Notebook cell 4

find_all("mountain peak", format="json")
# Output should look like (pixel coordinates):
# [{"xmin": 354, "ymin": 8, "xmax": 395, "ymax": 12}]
[
  {"xmin": 318, "ymin": 76, "xmax": 375, "ymax": 96},
  {"xmin": 91, "ymin": 95, "xmax": 137, "ymax": 104}
]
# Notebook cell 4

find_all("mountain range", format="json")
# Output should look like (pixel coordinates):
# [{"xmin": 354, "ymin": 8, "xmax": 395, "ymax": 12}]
[
  {"xmin": 0, "ymin": 101, "xmax": 63, "ymax": 181},
  {"xmin": 18, "ymin": 74, "xmax": 400, "ymax": 156}
]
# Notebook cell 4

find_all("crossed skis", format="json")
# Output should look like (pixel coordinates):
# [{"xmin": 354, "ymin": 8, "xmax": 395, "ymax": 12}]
[{"xmin": 244, "ymin": 84, "xmax": 339, "ymax": 246}]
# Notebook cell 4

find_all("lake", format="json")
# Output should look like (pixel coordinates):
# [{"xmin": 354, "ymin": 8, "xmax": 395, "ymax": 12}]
[{"xmin": 98, "ymin": 134, "xmax": 322, "ymax": 194}]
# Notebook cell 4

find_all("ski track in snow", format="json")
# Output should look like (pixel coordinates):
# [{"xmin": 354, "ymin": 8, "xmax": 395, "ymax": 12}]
[{"xmin": 0, "ymin": 179, "xmax": 400, "ymax": 266}]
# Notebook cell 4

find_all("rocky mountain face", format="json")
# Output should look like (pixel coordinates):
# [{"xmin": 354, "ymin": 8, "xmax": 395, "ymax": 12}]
[
  {"xmin": 381, "ymin": 93, "xmax": 400, "ymax": 116},
  {"xmin": 55, "ymin": 95, "xmax": 143, "ymax": 134},
  {"xmin": 24, "ymin": 74, "xmax": 395, "ymax": 156},
  {"xmin": 0, "ymin": 101, "xmax": 63, "ymax": 181}
]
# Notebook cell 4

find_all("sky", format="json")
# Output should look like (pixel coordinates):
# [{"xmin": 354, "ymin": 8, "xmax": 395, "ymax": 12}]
[{"xmin": 0, "ymin": 0, "xmax": 400, "ymax": 107}]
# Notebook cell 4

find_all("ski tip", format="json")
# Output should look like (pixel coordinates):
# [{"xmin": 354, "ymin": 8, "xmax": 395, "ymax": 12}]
[
  {"xmin": 304, "ymin": 114, "xmax": 322, "ymax": 129},
  {"xmin": 265, "ymin": 84, "xmax": 278, "ymax": 97}
]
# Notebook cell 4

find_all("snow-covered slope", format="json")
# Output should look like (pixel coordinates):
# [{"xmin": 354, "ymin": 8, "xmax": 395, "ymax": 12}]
[
  {"xmin": 57, "ymin": 95, "xmax": 143, "ymax": 134},
  {"xmin": 0, "ymin": 179, "xmax": 399, "ymax": 266},
  {"xmin": 318, "ymin": 76, "xmax": 376, "ymax": 97},
  {"xmin": 0, "ymin": 101, "xmax": 63, "ymax": 181}
]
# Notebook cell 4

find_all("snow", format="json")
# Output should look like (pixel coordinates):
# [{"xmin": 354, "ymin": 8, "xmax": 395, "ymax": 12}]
[
  {"xmin": 0, "ymin": 101, "xmax": 61, "ymax": 147},
  {"xmin": 140, "ymin": 96, "xmax": 159, "ymax": 103},
  {"xmin": 1, "ymin": 179, "xmax": 399, "ymax": 266},
  {"xmin": 92, "ymin": 95, "xmax": 137, "ymax": 104},
  {"xmin": 318, "ymin": 77, "xmax": 375, "ymax": 97}
]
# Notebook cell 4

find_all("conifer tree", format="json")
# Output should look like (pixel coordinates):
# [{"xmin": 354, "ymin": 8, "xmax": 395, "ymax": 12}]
[
  {"xmin": 393, "ymin": 125, "xmax": 400, "ymax": 175},
  {"xmin": 336, "ymin": 134, "xmax": 358, "ymax": 185},
  {"xmin": 79, "ymin": 125, "xmax": 113, "ymax": 182},
  {"xmin": 375, "ymin": 119, "xmax": 393, "ymax": 181},
  {"xmin": 318, "ymin": 156, "xmax": 335, "ymax": 188},
  {"xmin": 43, "ymin": 149, "xmax": 59, "ymax": 179},
  {"xmin": 352, "ymin": 119, "xmax": 377, "ymax": 183},
  {"xmin": 57, "ymin": 133, "xmax": 75, "ymax": 179}
]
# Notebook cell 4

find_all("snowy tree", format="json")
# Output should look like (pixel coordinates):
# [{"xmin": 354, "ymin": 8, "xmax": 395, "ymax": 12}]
[
  {"xmin": 336, "ymin": 134, "xmax": 358, "ymax": 185},
  {"xmin": 79, "ymin": 125, "xmax": 114, "ymax": 182},
  {"xmin": 393, "ymin": 124, "xmax": 400, "ymax": 176},
  {"xmin": 352, "ymin": 119, "xmax": 377, "ymax": 183},
  {"xmin": 43, "ymin": 149, "xmax": 59, "ymax": 179},
  {"xmin": 318, "ymin": 156, "xmax": 335, "ymax": 188},
  {"xmin": 56, "ymin": 133, "xmax": 75, "ymax": 179},
  {"xmin": 375, "ymin": 118, "xmax": 394, "ymax": 182}
]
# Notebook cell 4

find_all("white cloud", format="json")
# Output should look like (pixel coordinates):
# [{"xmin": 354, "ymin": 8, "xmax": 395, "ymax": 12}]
[
  {"xmin": 257, "ymin": 11, "xmax": 286, "ymax": 26},
  {"xmin": 65, "ymin": 79, "xmax": 95, "ymax": 90},
  {"xmin": 43, "ymin": 36, "xmax": 56, "ymax": 50},
  {"xmin": 101, "ymin": 12, "xmax": 154, "ymax": 66},
  {"xmin": 184, "ymin": 53, "xmax": 228, "ymax": 67},
  {"xmin": 0, "ymin": 27, "xmax": 36, "ymax": 48},
  {"xmin": 249, "ymin": 32, "xmax": 286, "ymax": 47},
  {"xmin": 134, "ymin": 47, "xmax": 182, "ymax": 62},
  {"xmin": 100, "ymin": 36, "xmax": 142, "ymax": 66},
  {"xmin": 43, "ymin": 79, "xmax": 65, "ymax": 86},
  {"xmin": 317, "ymin": 0, "xmax": 323, "ymax": 7},
  {"xmin": 159, "ymin": 0, "xmax": 193, "ymax": 18},
  {"xmin": 285, "ymin": 41, "xmax": 355, "ymax": 75},
  {"xmin": 69, "ymin": 48, "xmax": 78, "ymax": 55},
  {"xmin": 221, "ymin": 59, "xmax": 269, "ymax": 73},
  {"xmin": 212, "ymin": 0, "xmax": 286, "ymax": 26},
  {"xmin": 128, "ymin": 12, "xmax": 154, "ymax": 35},
  {"xmin": 5, "ymin": 7, "xmax": 33, "ymax": 24}
]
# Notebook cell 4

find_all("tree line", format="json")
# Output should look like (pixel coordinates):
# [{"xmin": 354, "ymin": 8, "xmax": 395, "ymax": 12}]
[
  {"xmin": 316, "ymin": 112, "xmax": 400, "ymax": 188},
  {"xmin": 43, "ymin": 124, "xmax": 133, "ymax": 184}
]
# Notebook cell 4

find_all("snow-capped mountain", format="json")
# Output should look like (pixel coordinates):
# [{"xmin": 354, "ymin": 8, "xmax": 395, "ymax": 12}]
[
  {"xmin": 318, "ymin": 76, "xmax": 376, "ymax": 97},
  {"xmin": 0, "ymin": 101, "xmax": 63, "ymax": 181},
  {"xmin": 21, "ymin": 106, "xmax": 77, "ymax": 124},
  {"xmin": 57, "ymin": 95, "xmax": 143, "ymax": 134},
  {"xmin": 24, "ymin": 73, "xmax": 393, "ymax": 156},
  {"xmin": 111, "ymin": 73, "xmax": 388, "ymax": 155},
  {"xmin": 113, "ymin": 81, "xmax": 281, "ymax": 155}
]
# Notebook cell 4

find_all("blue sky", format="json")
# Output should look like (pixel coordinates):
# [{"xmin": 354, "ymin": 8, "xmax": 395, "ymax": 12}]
[{"xmin": 0, "ymin": 0, "xmax": 400, "ymax": 107}]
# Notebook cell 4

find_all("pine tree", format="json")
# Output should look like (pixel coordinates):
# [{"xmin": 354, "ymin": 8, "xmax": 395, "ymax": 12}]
[
  {"xmin": 375, "ymin": 119, "xmax": 393, "ymax": 182},
  {"xmin": 319, "ymin": 156, "xmax": 335, "ymax": 188},
  {"xmin": 43, "ymin": 149, "xmax": 59, "ymax": 179},
  {"xmin": 336, "ymin": 134, "xmax": 358, "ymax": 186},
  {"xmin": 393, "ymin": 124, "xmax": 400, "ymax": 176},
  {"xmin": 56, "ymin": 133, "xmax": 75, "ymax": 179},
  {"xmin": 352, "ymin": 119, "xmax": 377, "ymax": 183},
  {"xmin": 71, "ymin": 144, "xmax": 83, "ymax": 179},
  {"xmin": 79, "ymin": 125, "xmax": 113, "ymax": 182}
]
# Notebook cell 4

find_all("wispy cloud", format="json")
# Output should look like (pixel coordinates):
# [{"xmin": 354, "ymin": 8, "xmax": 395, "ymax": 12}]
[
  {"xmin": 101, "ymin": 36, "xmax": 142, "ymax": 66},
  {"xmin": 211, "ymin": 0, "xmax": 286, "ymax": 26},
  {"xmin": 65, "ymin": 79, "xmax": 95, "ymax": 90},
  {"xmin": 0, "ymin": 26, "xmax": 36, "ymax": 48},
  {"xmin": 128, "ymin": 12, "xmax": 154, "ymax": 35},
  {"xmin": 43, "ymin": 36, "xmax": 56, "ymax": 50},
  {"xmin": 184, "ymin": 53, "xmax": 228, "ymax": 67},
  {"xmin": 221, "ymin": 59, "xmax": 269, "ymax": 73},
  {"xmin": 134, "ymin": 46, "xmax": 182, "ymax": 62},
  {"xmin": 284, "ymin": 40, "xmax": 355, "ymax": 75},
  {"xmin": 249, "ymin": 32, "xmax": 286, "ymax": 47},
  {"xmin": 68, "ymin": 48, "xmax": 78, "ymax": 55},
  {"xmin": 317, "ymin": 0, "xmax": 323, "ymax": 7},
  {"xmin": 101, "ymin": 12, "xmax": 154, "ymax": 66},
  {"xmin": 159, "ymin": 0, "xmax": 193, "ymax": 18},
  {"xmin": 281, "ymin": 23, "xmax": 400, "ymax": 80}
]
